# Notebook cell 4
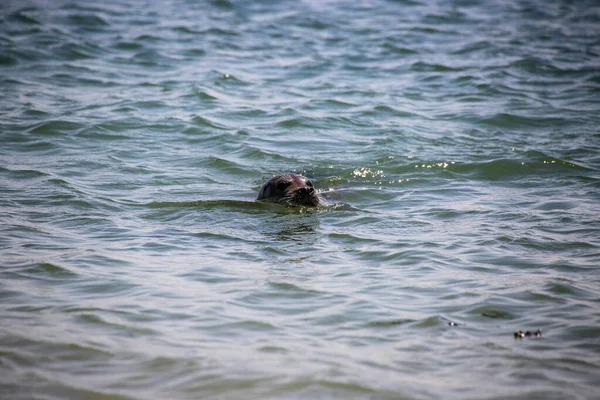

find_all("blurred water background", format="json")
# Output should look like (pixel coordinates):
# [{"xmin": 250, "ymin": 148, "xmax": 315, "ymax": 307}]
[{"xmin": 1, "ymin": 0, "xmax": 600, "ymax": 399}]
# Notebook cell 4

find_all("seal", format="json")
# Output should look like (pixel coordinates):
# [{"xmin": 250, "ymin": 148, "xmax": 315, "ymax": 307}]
[{"xmin": 257, "ymin": 174, "xmax": 320, "ymax": 206}]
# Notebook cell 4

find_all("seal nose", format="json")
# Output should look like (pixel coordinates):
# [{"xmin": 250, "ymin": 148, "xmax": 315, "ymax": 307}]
[
  {"xmin": 291, "ymin": 185, "xmax": 319, "ymax": 206},
  {"xmin": 297, "ymin": 187, "xmax": 314, "ymax": 196}
]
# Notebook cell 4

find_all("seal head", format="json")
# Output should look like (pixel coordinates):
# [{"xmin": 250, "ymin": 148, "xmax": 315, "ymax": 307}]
[{"xmin": 257, "ymin": 174, "xmax": 320, "ymax": 206}]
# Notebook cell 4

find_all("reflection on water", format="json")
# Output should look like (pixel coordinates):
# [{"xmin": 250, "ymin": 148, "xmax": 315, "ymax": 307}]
[{"xmin": 263, "ymin": 212, "xmax": 321, "ymax": 243}]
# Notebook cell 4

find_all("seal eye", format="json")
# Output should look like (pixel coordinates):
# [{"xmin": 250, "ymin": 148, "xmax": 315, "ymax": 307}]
[{"xmin": 276, "ymin": 182, "xmax": 289, "ymax": 192}]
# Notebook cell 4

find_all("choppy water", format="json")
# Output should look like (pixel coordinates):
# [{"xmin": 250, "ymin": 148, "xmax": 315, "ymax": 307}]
[{"xmin": 2, "ymin": 0, "xmax": 600, "ymax": 399}]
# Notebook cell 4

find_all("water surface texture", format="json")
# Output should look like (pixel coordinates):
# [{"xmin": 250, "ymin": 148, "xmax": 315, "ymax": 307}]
[{"xmin": 1, "ymin": 0, "xmax": 600, "ymax": 399}]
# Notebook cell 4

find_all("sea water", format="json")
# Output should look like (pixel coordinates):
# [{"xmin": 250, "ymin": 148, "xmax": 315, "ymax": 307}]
[{"xmin": 1, "ymin": 0, "xmax": 599, "ymax": 399}]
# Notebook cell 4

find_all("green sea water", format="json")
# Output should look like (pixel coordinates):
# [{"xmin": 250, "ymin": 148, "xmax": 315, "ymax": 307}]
[{"xmin": 1, "ymin": 0, "xmax": 600, "ymax": 399}]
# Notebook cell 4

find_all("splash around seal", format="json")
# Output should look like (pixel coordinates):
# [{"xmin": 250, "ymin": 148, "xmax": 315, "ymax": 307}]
[{"xmin": 257, "ymin": 174, "xmax": 320, "ymax": 206}]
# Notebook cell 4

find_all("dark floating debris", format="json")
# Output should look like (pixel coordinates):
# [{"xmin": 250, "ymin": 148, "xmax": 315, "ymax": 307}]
[
  {"xmin": 514, "ymin": 329, "xmax": 542, "ymax": 339},
  {"xmin": 481, "ymin": 312, "xmax": 502, "ymax": 318},
  {"xmin": 439, "ymin": 316, "xmax": 459, "ymax": 326}
]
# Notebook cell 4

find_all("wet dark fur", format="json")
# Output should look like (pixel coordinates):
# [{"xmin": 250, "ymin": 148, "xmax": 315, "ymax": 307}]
[{"xmin": 257, "ymin": 174, "xmax": 320, "ymax": 206}]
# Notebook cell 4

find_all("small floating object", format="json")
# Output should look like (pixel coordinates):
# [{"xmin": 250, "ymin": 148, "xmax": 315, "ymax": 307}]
[
  {"xmin": 514, "ymin": 330, "xmax": 526, "ymax": 338},
  {"xmin": 440, "ymin": 316, "xmax": 458, "ymax": 326},
  {"xmin": 514, "ymin": 329, "xmax": 542, "ymax": 339}
]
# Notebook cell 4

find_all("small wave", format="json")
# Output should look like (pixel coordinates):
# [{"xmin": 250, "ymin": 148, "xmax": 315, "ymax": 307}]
[
  {"xmin": 193, "ymin": 89, "xmax": 218, "ymax": 101},
  {"xmin": 113, "ymin": 40, "xmax": 143, "ymax": 51},
  {"xmin": 181, "ymin": 48, "xmax": 207, "ymax": 58},
  {"xmin": 74, "ymin": 312, "xmax": 157, "ymax": 336},
  {"xmin": 146, "ymin": 199, "xmax": 250, "ymax": 207},
  {"xmin": 134, "ymin": 34, "xmax": 161, "ymax": 42},
  {"xmin": 191, "ymin": 115, "xmax": 230, "ymax": 130},
  {"xmin": 211, "ymin": 0, "xmax": 234, "ymax": 9},
  {"xmin": 410, "ymin": 61, "xmax": 461, "ymax": 72},
  {"xmin": 533, "ymin": 200, "xmax": 577, "ymax": 211},
  {"xmin": 131, "ymin": 49, "xmax": 177, "ymax": 67},
  {"xmin": 131, "ymin": 100, "xmax": 169, "ymax": 110},
  {"xmin": 7, "ymin": 9, "xmax": 42, "ymax": 25},
  {"xmin": 26, "ymin": 120, "xmax": 86, "ymax": 136},
  {"xmin": 171, "ymin": 26, "xmax": 239, "ymax": 36},
  {"xmin": 470, "ymin": 307, "xmax": 515, "ymax": 320},
  {"xmin": 371, "ymin": 105, "xmax": 418, "ymax": 118},
  {"xmin": 1, "ymin": 46, "xmax": 45, "ymax": 64},
  {"xmin": 143, "ymin": 198, "xmax": 344, "ymax": 214},
  {"xmin": 67, "ymin": 14, "xmax": 110, "ymax": 29},
  {"xmin": 0, "ymin": 167, "xmax": 49, "ymax": 180},
  {"xmin": 442, "ymin": 157, "xmax": 587, "ymax": 180},
  {"xmin": 53, "ymin": 41, "xmax": 106, "ymax": 60},
  {"xmin": 0, "ymin": 53, "xmax": 18, "ymax": 66},
  {"xmin": 542, "ymin": 281, "xmax": 596, "ymax": 299},
  {"xmin": 75, "ymin": 126, "xmax": 131, "ymax": 140},
  {"xmin": 479, "ymin": 112, "xmax": 571, "ymax": 128},
  {"xmin": 20, "ymin": 262, "xmax": 79, "ymax": 281},
  {"xmin": 310, "ymin": 98, "xmax": 358, "ymax": 108},
  {"xmin": 508, "ymin": 57, "xmax": 562, "ymax": 75},
  {"xmin": 214, "ymin": 71, "xmax": 250, "ymax": 86},
  {"xmin": 380, "ymin": 42, "xmax": 419, "ymax": 55},
  {"xmin": 276, "ymin": 118, "xmax": 317, "ymax": 128},
  {"xmin": 369, "ymin": 318, "xmax": 414, "ymax": 328},
  {"xmin": 451, "ymin": 40, "xmax": 493, "ymax": 55}
]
